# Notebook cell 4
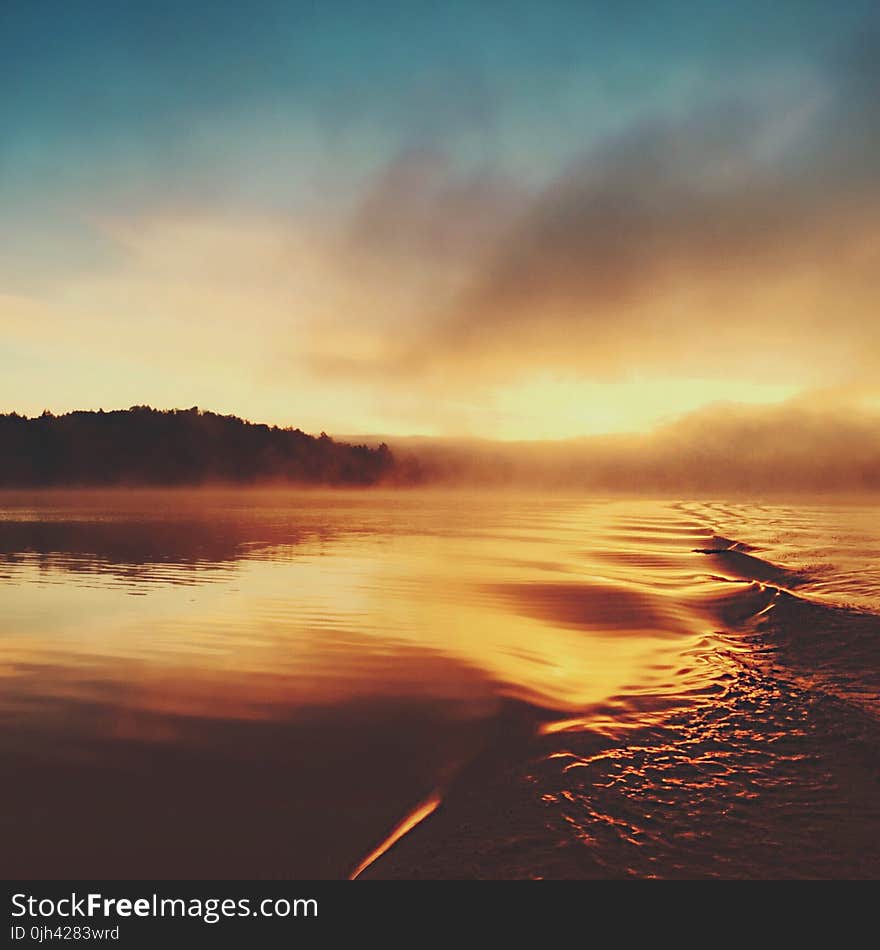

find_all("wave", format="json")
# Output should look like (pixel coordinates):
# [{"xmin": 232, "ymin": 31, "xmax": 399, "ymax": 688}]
[
  {"xmin": 362, "ymin": 502, "xmax": 880, "ymax": 879},
  {"xmin": 692, "ymin": 547, "xmax": 809, "ymax": 589}
]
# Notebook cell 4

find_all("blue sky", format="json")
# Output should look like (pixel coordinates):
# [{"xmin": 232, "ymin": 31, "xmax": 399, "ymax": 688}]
[{"xmin": 4, "ymin": 1, "xmax": 872, "ymax": 200}]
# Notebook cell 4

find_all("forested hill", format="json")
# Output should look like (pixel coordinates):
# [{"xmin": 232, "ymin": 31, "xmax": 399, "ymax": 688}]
[{"xmin": 0, "ymin": 407, "xmax": 396, "ymax": 486}]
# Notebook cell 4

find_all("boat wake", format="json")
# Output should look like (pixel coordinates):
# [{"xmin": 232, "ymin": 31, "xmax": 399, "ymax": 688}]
[{"xmin": 360, "ymin": 500, "xmax": 880, "ymax": 879}]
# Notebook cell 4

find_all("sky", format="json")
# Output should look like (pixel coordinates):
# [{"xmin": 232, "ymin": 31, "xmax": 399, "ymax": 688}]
[{"xmin": 2, "ymin": 0, "xmax": 879, "ymax": 439}]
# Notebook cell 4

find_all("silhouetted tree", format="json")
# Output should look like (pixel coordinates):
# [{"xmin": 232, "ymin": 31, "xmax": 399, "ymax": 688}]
[{"xmin": 0, "ymin": 408, "xmax": 397, "ymax": 487}]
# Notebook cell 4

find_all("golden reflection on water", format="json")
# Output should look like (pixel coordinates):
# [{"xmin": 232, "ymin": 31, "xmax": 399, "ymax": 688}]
[
  {"xmin": 0, "ymin": 492, "xmax": 720, "ymax": 719},
  {"xmin": 1, "ymin": 490, "xmax": 878, "ymax": 878},
  {"xmin": 349, "ymin": 794, "xmax": 443, "ymax": 881}
]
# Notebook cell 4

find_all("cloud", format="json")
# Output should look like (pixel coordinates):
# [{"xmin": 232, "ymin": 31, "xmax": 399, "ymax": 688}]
[{"xmin": 310, "ymin": 30, "xmax": 880, "ymax": 391}]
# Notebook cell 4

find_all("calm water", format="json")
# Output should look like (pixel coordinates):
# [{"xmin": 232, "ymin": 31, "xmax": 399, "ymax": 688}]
[{"xmin": 1, "ymin": 490, "xmax": 878, "ymax": 878}]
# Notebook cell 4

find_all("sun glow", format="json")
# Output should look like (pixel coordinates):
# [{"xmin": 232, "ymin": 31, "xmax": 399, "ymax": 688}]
[{"xmin": 483, "ymin": 375, "xmax": 801, "ymax": 440}]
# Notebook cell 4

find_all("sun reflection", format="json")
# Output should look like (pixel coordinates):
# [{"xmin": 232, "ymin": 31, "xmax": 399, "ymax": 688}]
[{"xmin": 349, "ymin": 794, "xmax": 442, "ymax": 880}]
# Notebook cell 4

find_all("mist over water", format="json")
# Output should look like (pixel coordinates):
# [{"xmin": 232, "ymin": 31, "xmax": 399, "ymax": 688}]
[{"xmin": 1, "ymin": 489, "xmax": 878, "ymax": 878}]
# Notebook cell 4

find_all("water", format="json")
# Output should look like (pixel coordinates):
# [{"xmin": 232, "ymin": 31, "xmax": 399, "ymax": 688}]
[{"xmin": 1, "ymin": 490, "xmax": 878, "ymax": 879}]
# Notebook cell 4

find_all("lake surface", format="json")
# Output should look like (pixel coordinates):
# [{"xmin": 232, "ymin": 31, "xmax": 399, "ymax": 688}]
[{"xmin": 1, "ymin": 490, "xmax": 878, "ymax": 878}]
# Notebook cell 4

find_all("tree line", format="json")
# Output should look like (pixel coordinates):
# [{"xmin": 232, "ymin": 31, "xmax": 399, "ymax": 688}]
[{"xmin": 0, "ymin": 407, "xmax": 396, "ymax": 486}]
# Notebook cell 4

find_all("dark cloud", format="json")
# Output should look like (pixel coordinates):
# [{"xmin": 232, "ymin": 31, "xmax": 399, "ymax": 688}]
[
  {"xmin": 328, "ymin": 29, "xmax": 880, "ymax": 387},
  {"xmin": 346, "ymin": 149, "xmax": 523, "ymax": 277}
]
